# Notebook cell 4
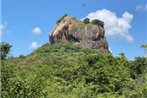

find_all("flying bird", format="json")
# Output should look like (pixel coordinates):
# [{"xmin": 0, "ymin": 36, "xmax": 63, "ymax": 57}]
[{"xmin": 82, "ymin": 4, "xmax": 86, "ymax": 7}]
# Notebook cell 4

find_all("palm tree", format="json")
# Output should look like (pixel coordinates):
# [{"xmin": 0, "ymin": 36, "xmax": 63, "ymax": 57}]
[{"xmin": 141, "ymin": 44, "xmax": 147, "ymax": 57}]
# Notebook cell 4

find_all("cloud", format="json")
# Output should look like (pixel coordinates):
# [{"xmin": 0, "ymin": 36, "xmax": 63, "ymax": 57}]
[
  {"xmin": 136, "ymin": 4, "xmax": 147, "ymax": 11},
  {"xmin": 82, "ymin": 9, "xmax": 134, "ymax": 42},
  {"xmin": 30, "ymin": 42, "xmax": 39, "ymax": 49},
  {"xmin": 32, "ymin": 27, "xmax": 42, "ymax": 34},
  {"xmin": 0, "ymin": 23, "xmax": 7, "ymax": 36}
]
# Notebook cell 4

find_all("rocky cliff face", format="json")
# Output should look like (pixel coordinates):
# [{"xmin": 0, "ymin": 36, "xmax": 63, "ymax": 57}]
[{"xmin": 49, "ymin": 16, "xmax": 109, "ymax": 53}]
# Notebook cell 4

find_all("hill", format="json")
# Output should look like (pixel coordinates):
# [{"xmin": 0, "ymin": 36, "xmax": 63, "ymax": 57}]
[{"xmin": 1, "ymin": 43, "xmax": 147, "ymax": 98}]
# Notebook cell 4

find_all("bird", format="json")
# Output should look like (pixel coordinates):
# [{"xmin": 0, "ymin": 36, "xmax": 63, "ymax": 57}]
[{"xmin": 82, "ymin": 4, "xmax": 86, "ymax": 7}]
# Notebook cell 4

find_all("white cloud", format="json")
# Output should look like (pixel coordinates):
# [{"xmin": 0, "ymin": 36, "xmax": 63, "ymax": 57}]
[
  {"xmin": 30, "ymin": 42, "xmax": 39, "ymax": 49},
  {"xmin": 32, "ymin": 27, "xmax": 42, "ymax": 34},
  {"xmin": 82, "ymin": 9, "xmax": 134, "ymax": 42},
  {"xmin": 0, "ymin": 23, "xmax": 7, "ymax": 36},
  {"xmin": 136, "ymin": 4, "xmax": 147, "ymax": 11}
]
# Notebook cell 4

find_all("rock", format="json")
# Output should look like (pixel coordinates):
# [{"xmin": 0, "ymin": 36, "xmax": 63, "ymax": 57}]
[{"xmin": 49, "ymin": 15, "xmax": 110, "ymax": 53}]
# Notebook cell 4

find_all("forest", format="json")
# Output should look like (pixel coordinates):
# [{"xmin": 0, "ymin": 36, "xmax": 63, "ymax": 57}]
[{"xmin": 1, "ymin": 42, "xmax": 147, "ymax": 98}]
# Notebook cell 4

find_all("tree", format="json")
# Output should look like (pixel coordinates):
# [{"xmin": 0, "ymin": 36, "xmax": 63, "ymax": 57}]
[
  {"xmin": 91, "ymin": 19, "xmax": 104, "ymax": 28},
  {"xmin": 0, "ymin": 42, "xmax": 12, "ymax": 60},
  {"xmin": 83, "ymin": 18, "xmax": 90, "ymax": 24},
  {"xmin": 119, "ymin": 52, "xmax": 125, "ymax": 59},
  {"xmin": 131, "ymin": 57, "xmax": 147, "ymax": 76},
  {"xmin": 141, "ymin": 44, "xmax": 147, "ymax": 57}
]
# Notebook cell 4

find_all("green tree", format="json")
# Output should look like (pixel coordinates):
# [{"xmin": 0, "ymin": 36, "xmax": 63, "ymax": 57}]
[
  {"xmin": 0, "ymin": 42, "xmax": 12, "ymax": 60},
  {"xmin": 119, "ymin": 52, "xmax": 125, "ymax": 59},
  {"xmin": 83, "ymin": 18, "xmax": 90, "ymax": 24},
  {"xmin": 141, "ymin": 44, "xmax": 147, "ymax": 57},
  {"xmin": 131, "ymin": 57, "xmax": 147, "ymax": 76},
  {"xmin": 91, "ymin": 19, "xmax": 104, "ymax": 28}
]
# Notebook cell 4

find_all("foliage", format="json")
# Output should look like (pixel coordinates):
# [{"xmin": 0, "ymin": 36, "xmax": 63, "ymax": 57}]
[
  {"xmin": 141, "ymin": 44, "xmax": 147, "ymax": 57},
  {"xmin": 83, "ymin": 18, "xmax": 90, "ymax": 24},
  {"xmin": 91, "ymin": 19, "xmax": 104, "ymax": 28},
  {"xmin": 0, "ymin": 42, "xmax": 12, "ymax": 60},
  {"xmin": 1, "ymin": 43, "xmax": 147, "ymax": 98},
  {"xmin": 81, "ymin": 18, "xmax": 104, "ymax": 28},
  {"xmin": 130, "ymin": 57, "xmax": 147, "ymax": 78},
  {"xmin": 119, "ymin": 52, "xmax": 126, "ymax": 59},
  {"xmin": 141, "ymin": 44, "xmax": 147, "ymax": 48}
]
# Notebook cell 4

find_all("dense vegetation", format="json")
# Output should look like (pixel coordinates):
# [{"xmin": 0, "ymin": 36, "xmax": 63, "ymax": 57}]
[{"xmin": 1, "ymin": 43, "xmax": 147, "ymax": 98}]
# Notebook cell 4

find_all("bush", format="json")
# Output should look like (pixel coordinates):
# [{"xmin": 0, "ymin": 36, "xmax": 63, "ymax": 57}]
[
  {"xmin": 91, "ymin": 19, "xmax": 104, "ymax": 28},
  {"xmin": 83, "ymin": 18, "xmax": 90, "ymax": 24}
]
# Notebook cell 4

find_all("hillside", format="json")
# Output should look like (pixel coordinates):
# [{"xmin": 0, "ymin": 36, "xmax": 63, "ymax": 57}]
[{"xmin": 1, "ymin": 43, "xmax": 147, "ymax": 98}]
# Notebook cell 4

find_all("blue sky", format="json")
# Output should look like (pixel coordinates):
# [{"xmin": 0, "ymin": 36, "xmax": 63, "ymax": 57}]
[{"xmin": 1, "ymin": 0, "xmax": 147, "ymax": 60}]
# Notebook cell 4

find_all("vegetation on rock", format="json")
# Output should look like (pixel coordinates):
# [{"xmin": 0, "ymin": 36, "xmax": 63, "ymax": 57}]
[
  {"xmin": 83, "ymin": 18, "xmax": 90, "ymax": 24},
  {"xmin": 91, "ymin": 19, "xmax": 104, "ymax": 28},
  {"xmin": 82, "ymin": 18, "xmax": 104, "ymax": 28}
]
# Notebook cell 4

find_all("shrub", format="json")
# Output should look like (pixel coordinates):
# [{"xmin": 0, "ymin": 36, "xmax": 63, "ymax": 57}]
[
  {"xmin": 91, "ymin": 19, "xmax": 104, "ymax": 28},
  {"xmin": 83, "ymin": 18, "xmax": 90, "ymax": 24}
]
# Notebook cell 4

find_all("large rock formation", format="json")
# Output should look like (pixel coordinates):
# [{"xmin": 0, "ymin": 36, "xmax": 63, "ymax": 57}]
[{"xmin": 49, "ymin": 15, "xmax": 109, "ymax": 53}]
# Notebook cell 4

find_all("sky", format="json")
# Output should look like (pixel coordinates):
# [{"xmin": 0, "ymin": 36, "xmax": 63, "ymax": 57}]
[{"xmin": 1, "ymin": 0, "xmax": 147, "ymax": 60}]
